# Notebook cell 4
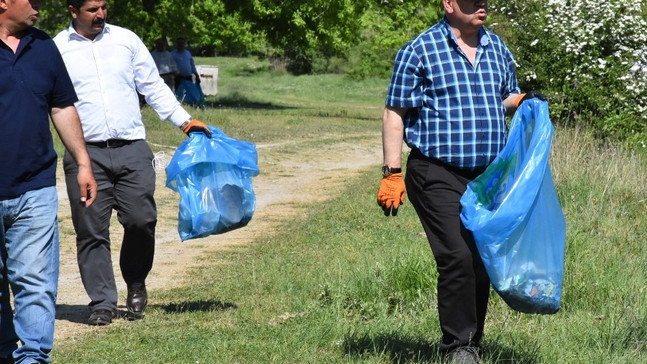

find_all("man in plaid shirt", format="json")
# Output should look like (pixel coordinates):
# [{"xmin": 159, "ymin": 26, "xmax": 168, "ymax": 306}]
[{"xmin": 377, "ymin": 1, "xmax": 545, "ymax": 363}]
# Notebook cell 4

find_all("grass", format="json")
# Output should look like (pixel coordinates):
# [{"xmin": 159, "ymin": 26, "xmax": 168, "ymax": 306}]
[{"xmin": 50, "ymin": 57, "xmax": 646, "ymax": 363}]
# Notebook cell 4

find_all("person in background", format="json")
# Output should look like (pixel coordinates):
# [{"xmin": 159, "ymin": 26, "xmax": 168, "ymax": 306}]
[
  {"xmin": 376, "ymin": 1, "xmax": 545, "ymax": 363},
  {"xmin": 54, "ymin": 0, "xmax": 211, "ymax": 327},
  {"xmin": 0, "ymin": 0, "xmax": 97, "ymax": 362},
  {"xmin": 150, "ymin": 37, "xmax": 178, "ymax": 92},
  {"xmin": 171, "ymin": 36, "xmax": 205, "ymax": 107}
]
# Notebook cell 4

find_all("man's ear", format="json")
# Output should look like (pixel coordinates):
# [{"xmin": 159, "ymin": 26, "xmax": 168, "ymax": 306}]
[
  {"xmin": 67, "ymin": 5, "xmax": 78, "ymax": 19},
  {"xmin": 442, "ymin": 0, "xmax": 454, "ymax": 14}
]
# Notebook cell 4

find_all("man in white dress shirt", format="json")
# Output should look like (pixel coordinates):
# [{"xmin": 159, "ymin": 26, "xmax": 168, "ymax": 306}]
[{"xmin": 54, "ymin": 0, "xmax": 212, "ymax": 326}]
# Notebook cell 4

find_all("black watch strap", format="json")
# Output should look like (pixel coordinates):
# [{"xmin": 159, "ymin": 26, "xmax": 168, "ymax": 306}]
[{"xmin": 382, "ymin": 165, "xmax": 402, "ymax": 176}]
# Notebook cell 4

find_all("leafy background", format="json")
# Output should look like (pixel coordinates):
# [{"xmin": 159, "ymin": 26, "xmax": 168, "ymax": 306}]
[{"xmin": 37, "ymin": 0, "xmax": 646, "ymax": 144}]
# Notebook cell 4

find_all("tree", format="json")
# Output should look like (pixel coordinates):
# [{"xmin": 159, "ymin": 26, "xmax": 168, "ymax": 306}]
[
  {"xmin": 347, "ymin": 0, "xmax": 443, "ymax": 79},
  {"xmin": 220, "ymin": 0, "xmax": 369, "ymax": 73},
  {"xmin": 36, "ymin": 0, "xmax": 443, "ymax": 77}
]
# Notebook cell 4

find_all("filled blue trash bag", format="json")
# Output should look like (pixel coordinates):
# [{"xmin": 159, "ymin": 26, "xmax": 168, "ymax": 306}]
[
  {"xmin": 165, "ymin": 126, "xmax": 259, "ymax": 241},
  {"xmin": 176, "ymin": 78, "xmax": 205, "ymax": 106},
  {"xmin": 460, "ymin": 99, "xmax": 566, "ymax": 314}
]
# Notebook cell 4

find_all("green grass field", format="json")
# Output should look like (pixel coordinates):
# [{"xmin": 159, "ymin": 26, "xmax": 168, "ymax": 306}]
[{"xmin": 50, "ymin": 57, "xmax": 646, "ymax": 363}]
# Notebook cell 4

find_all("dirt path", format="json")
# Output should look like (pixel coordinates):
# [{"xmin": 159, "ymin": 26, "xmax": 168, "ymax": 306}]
[{"xmin": 53, "ymin": 133, "xmax": 383, "ymax": 341}]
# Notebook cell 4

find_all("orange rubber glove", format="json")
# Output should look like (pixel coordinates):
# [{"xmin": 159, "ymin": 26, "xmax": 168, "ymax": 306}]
[
  {"xmin": 182, "ymin": 119, "xmax": 212, "ymax": 138},
  {"xmin": 377, "ymin": 172, "xmax": 406, "ymax": 216},
  {"xmin": 514, "ymin": 90, "xmax": 547, "ymax": 108}
]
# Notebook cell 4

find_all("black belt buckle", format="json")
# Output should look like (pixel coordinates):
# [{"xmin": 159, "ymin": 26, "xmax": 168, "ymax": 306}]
[
  {"xmin": 87, "ymin": 139, "xmax": 133, "ymax": 148},
  {"xmin": 106, "ymin": 139, "xmax": 129, "ymax": 148}
]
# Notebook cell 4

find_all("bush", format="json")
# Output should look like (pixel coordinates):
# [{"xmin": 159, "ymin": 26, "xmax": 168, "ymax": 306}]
[{"xmin": 488, "ymin": 0, "xmax": 647, "ymax": 146}]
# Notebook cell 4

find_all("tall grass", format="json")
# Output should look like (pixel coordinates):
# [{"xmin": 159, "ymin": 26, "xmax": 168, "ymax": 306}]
[{"xmin": 51, "ymin": 57, "xmax": 646, "ymax": 363}]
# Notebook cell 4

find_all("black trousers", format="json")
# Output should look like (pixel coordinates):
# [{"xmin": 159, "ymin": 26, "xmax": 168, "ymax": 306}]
[
  {"xmin": 405, "ymin": 149, "xmax": 490, "ymax": 352},
  {"xmin": 64, "ymin": 140, "xmax": 156, "ymax": 312}
]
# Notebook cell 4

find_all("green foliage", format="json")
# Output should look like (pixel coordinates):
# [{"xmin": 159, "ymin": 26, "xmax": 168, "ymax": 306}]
[
  {"xmin": 35, "ymin": 0, "xmax": 69, "ymax": 35},
  {"xmin": 347, "ymin": 1, "xmax": 444, "ymax": 80},
  {"xmin": 225, "ymin": 0, "xmax": 369, "ymax": 74},
  {"xmin": 151, "ymin": 0, "xmax": 265, "ymax": 56},
  {"xmin": 36, "ymin": 0, "xmax": 440, "ymax": 76},
  {"xmin": 488, "ymin": 0, "xmax": 647, "ymax": 146}
]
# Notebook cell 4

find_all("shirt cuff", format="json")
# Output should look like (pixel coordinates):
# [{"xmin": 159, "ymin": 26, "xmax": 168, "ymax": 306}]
[{"xmin": 167, "ymin": 108, "xmax": 192, "ymax": 128}]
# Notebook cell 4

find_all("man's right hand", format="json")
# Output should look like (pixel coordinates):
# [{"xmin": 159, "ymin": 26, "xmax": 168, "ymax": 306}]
[
  {"xmin": 77, "ymin": 165, "xmax": 97, "ymax": 207},
  {"xmin": 377, "ymin": 173, "xmax": 406, "ymax": 216}
]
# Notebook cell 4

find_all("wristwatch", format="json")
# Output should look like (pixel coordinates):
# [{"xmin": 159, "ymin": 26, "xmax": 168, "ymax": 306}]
[{"xmin": 382, "ymin": 165, "xmax": 402, "ymax": 177}]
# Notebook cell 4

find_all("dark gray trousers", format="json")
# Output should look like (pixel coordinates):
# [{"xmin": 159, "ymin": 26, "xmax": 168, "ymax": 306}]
[
  {"xmin": 64, "ymin": 140, "xmax": 156, "ymax": 312},
  {"xmin": 405, "ymin": 149, "xmax": 490, "ymax": 352}
]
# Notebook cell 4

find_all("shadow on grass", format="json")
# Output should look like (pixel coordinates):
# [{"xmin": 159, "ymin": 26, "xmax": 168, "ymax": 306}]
[
  {"xmin": 159, "ymin": 299, "xmax": 237, "ymax": 314},
  {"xmin": 56, "ymin": 300, "xmax": 237, "ymax": 325},
  {"xmin": 201, "ymin": 97, "xmax": 378, "ymax": 121},
  {"xmin": 205, "ymin": 94, "xmax": 292, "ymax": 110},
  {"xmin": 55, "ymin": 305, "xmax": 139, "ymax": 324},
  {"xmin": 343, "ymin": 333, "xmax": 442, "ymax": 363},
  {"xmin": 56, "ymin": 304, "xmax": 90, "ymax": 324},
  {"xmin": 481, "ymin": 341, "xmax": 540, "ymax": 364},
  {"xmin": 195, "ymin": 93, "xmax": 378, "ymax": 121},
  {"xmin": 343, "ymin": 333, "xmax": 540, "ymax": 363}
]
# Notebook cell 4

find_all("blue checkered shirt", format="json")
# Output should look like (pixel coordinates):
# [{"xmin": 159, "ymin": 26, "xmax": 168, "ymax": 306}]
[{"xmin": 386, "ymin": 17, "xmax": 520, "ymax": 170}]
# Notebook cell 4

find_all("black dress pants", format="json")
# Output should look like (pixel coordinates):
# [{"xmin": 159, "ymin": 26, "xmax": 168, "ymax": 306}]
[
  {"xmin": 64, "ymin": 140, "xmax": 156, "ymax": 312},
  {"xmin": 405, "ymin": 149, "xmax": 490, "ymax": 352}
]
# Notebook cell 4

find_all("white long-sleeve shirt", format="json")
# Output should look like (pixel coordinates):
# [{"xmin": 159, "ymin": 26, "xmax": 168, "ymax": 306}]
[{"xmin": 54, "ymin": 23, "xmax": 191, "ymax": 142}]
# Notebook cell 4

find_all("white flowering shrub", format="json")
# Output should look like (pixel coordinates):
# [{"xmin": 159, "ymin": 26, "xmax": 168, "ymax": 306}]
[{"xmin": 489, "ymin": 0, "xmax": 647, "ymax": 145}]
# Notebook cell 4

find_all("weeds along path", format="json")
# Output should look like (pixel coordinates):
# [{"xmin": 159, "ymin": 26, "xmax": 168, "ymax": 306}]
[{"xmin": 53, "ymin": 132, "xmax": 382, "ymax": 342}]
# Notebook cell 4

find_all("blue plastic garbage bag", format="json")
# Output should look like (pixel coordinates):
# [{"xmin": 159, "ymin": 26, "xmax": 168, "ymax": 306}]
[
  {"xmin": 460, "ymin": 99, "xmax": 566, "ymax": 314},
  {"xmin": 165, "ymin": 126, "xmax": 259, "ymax": 241},
  {"xmin": 176, "ymin": 78, "xmax": 205, "ymax": 107}
]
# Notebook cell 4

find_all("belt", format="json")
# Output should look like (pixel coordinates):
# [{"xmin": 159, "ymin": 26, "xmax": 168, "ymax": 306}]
[
  {"xmin": 86, "ymin": 139, "xmax": 137, "ymax": 148},
  {"xmin": 409, "ymin": 148, "xmax": 486, "ymax": 178}
]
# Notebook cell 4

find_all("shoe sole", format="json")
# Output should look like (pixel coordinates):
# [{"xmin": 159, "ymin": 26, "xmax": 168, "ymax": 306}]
[
  {"xmin": 126, "ymin": 308, "xmax": 145, "ymax": 321},
  {"xmin": 87, "ymin": 318, "xmax": 111, "ymax": 326}
]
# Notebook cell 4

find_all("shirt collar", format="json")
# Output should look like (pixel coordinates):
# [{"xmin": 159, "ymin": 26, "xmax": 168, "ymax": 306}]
[
  {"xmin": 66, "ymin": 21, "xmax": 112, "ymax": 41},
  {"xmin": 440, "ymin": 16, "xmax": 491, "ymax": 48},
  {"xmin": 9, "ymin": 27, "xmax": 35, "ymax": 57}
]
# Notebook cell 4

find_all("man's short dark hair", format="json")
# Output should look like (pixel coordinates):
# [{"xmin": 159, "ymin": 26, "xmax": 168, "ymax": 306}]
[{"xmin": 66, "ymin": 0, "xmax": 87, "ymax": 10}]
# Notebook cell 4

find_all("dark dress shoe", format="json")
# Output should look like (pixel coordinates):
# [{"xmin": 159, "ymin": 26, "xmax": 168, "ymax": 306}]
[
  {"xmin": 87, "ymin": 309, "xmax": 114, "ymax": 326},
  {"xmin": 126, "ymin": 283, "xmax": 148, "ymax": 318}
]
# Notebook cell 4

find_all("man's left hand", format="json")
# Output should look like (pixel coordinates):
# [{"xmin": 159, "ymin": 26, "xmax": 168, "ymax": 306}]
[
  {"xmin": 182, "ymin": 119, "xmax": 212, "ymax": 137},
  {"xmin": 521, "ymin": 90, "xmax": 546, "ymax": 103},
  {"xmin": 515, "ymin": 90, "xmax": 547, "ymax": 108}
]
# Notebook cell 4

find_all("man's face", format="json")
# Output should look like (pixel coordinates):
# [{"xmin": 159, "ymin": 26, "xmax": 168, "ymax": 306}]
[
  {"xmin": 3, "ymin": 0, "xmax": 42, "ymax": 29},
  {"xmin": 445, "ymin": 0, "xmax": 488, "ymax": 30},
  {"xmin": 155, "ymin": 39, "xmax": 165, "ymax": 51},
  {"xmin": 70, "ymin": 0, "xmax": 107, "ymax": 40}
]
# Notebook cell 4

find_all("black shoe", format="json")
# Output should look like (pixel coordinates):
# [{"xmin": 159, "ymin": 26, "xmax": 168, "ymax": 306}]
[
  {"xmin": 445, "ymin": 346, "xmax": 481, "ymax": 364},
  {"xmin": 126, "ymin": 283, "xmax": 148, "ymax": 318},
  {"xmin": 0, "ymin": 357, "xmax": 14, "ymax": 364},
  {"xmin": 87, "ymin": 309, "xmax": 114, "ymax": 326}
]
